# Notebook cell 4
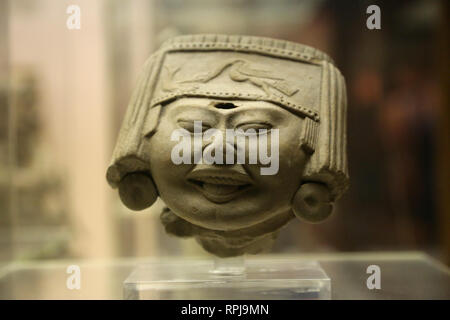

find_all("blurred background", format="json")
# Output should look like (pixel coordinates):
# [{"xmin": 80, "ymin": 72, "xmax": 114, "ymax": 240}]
[{"xmin": 0, "ymin": 0, "xmax": 449, "ymax": 272}]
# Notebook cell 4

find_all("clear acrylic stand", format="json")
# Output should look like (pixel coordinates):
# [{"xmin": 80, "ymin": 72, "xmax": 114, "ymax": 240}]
[{"xmin": 123, "ymin": 256, "xmax": 331, "ymax": 300}]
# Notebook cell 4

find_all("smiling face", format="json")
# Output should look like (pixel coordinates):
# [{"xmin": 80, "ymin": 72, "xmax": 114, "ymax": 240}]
[
  {"xmin": 108, "ymin": 35, "xmax": 349, "ymax": 258},
  {"xmin": 146, "ymin": 97, "xmax": 309, "ymax": 233}
]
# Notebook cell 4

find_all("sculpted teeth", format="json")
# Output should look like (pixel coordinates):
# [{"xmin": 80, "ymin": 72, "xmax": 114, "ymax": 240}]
[
  {"xmin": 202, "ymin": 183, "xmax": 239, "ymax": 195},
  {"xmin": 186, "ymin": 167, "xmax": 253, "ymax": 202},
  {"xmin": 189, "ymin": 178, "xmax": 250, "ymax": 195},
  {"xmin": 194, "ymin": 176, "xmax": 249, "ymax": 186},
  {"xmin": 187, "ymin": 176, "xmax": 252, "ymax": 202}
]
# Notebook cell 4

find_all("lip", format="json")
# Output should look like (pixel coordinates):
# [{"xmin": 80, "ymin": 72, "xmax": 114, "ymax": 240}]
[{"xmin": 186, "ymin": 165, "xmax": 254, "ymax": 203}]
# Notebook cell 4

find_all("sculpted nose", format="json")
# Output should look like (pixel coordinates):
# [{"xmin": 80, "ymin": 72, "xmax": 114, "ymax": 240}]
[{"xmin": 202, "ymin": 129, "xmax": 235, "ymax": 165}]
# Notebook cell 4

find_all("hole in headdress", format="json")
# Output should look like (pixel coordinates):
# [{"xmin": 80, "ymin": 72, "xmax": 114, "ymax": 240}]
[{"xmin": 214, "ymin": 102, "xmax": 237, "ymax": 109}]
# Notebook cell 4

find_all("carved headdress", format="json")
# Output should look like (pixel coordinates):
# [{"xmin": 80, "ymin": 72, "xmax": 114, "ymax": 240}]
[{"xmin": 107, "ymin": 35, "xmax": 348, "ymax": 201}]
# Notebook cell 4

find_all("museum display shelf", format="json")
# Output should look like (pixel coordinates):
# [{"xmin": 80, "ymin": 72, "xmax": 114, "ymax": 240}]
[{"xmin": 0, "ymin": 252, "xmax": 449, "ymax": 300}]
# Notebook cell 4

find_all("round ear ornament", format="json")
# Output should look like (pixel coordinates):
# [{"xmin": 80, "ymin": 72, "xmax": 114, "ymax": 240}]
[
  {"xmin": 292, "ymin": 182, "xmax": 333, "ymax": 223},
  {"xmin": 118, "ymin": 172, "xmax": 158, "ymax": 211}
]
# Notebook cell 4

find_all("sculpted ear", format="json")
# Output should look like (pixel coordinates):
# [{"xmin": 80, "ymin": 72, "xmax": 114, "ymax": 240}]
[
  {"xmin": 292, "ymin": 182, "xmax": 333, "ymax": 223},
  {"xmin": 118, "ymin": 172, "xmax": 158, "ymax": 211}
]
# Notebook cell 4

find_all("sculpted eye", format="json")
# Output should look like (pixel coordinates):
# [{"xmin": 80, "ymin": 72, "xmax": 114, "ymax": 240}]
[
  {"xmin": 236, "ymin": 122, "xmax": 272, "ymax": 135},
  {"xmin": 177, "ymin": 120, "xmax": 211, "ymax": 133}
]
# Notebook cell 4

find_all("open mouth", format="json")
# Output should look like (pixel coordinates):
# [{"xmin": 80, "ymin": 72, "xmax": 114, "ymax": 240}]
[{"xmin": 186, "ymin": 167, "xmax": 253, "ymax": 203}]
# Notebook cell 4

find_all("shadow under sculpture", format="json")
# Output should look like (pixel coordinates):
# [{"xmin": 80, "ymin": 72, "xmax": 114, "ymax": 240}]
[{"xmin": 107, "ymin": 35, "xmax": 349, "ymax": 258}]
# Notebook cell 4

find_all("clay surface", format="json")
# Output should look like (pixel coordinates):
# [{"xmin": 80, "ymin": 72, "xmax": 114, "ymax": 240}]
[{"xmin": 107, "ymin": 35, "xmax": 349, "ymax": 257}]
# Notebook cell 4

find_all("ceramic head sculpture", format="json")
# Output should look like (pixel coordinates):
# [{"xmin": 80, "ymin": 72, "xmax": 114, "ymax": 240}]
[{"xmin": 107, "ymin": 35, "xmax": 348, "ymax": 257}]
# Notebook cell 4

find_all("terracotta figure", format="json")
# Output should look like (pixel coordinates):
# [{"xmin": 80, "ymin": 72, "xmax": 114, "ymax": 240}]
[{"xmin": 107, "ymin": 35, "xmax": 348, "ymax": 257}]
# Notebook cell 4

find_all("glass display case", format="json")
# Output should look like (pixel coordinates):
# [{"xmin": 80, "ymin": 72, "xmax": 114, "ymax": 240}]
[{"xmin": 0, "ymin": 252, "xmax": 449, "ymax": 299}]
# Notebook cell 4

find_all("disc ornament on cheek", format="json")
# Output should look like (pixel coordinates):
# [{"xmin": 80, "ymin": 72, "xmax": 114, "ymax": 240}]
[{"xmin": 106, "ymin": 34, "xmax": 349, "ymax": 257}]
